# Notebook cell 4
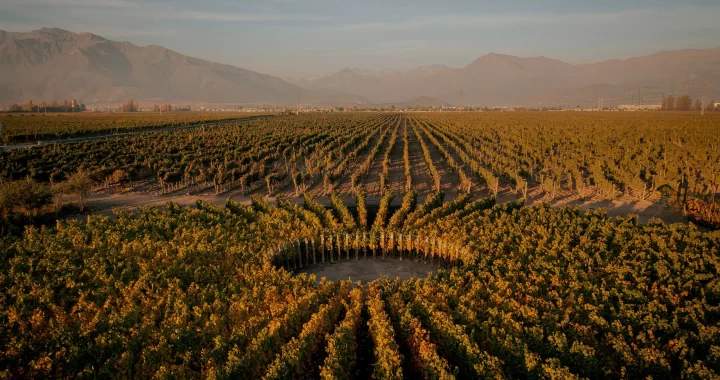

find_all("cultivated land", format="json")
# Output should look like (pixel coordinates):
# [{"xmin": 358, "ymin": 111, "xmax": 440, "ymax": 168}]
[
  {"xmin": 0, "ymin": 111, "xmax": 272, "ymax": 143},
  {"xmin": 4, "ymin": 111, "xmax": 717, "ymax": 223},
  {"xmin": 2, "ymin": 111, "xmax": 720, "ymax": 378}
]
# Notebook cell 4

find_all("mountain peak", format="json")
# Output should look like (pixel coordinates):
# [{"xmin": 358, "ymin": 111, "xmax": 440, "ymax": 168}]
[
  {"xmin": 37, "ymin": 27, "xmax": 73, "ymax": 36},
  {"xmin": 0, "ymin": 26, "xmax": 306, "ymax": 105}
]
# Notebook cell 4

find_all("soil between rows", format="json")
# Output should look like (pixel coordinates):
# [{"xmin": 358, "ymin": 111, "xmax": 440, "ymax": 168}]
[{"xmin": 298, "ymin": 258, "xmax": 438, "ymax": 283}]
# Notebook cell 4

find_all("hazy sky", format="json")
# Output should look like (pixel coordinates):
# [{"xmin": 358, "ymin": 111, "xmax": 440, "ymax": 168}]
[{"xmin": 1, "ymin": 0, "xmax": 719, "ymax": 78}]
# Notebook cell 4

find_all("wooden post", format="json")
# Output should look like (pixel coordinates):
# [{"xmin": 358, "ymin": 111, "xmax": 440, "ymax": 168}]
[
  {"xmin": 423, "ymin": 237, "xmax": 428, "ymax": 262},
  {"xmin": 336, "ymin": 233, "xmax": 341, "ymax": 261},
  {"xmin": 355, "ymin": 232, "xmax": 359, "ymax": 260},
  {"xmin": 415, "ymin": 234, "xmax": 420, "ymax": 261},
  {"xmin": 398, "ymin": 233, "xmax": 403, "ymax": 261},
  {"xmin": 321, "ymin": 235, "xmax": 325, "ymax": 263},
  {"xmin": 312, "ymin": 238, "xmax": 316, "ymax": 265},
  {"xmin": 381, "ymin": 232, "xmax": 385, "ymax": 260},
  {"xmin": 304, "ymin": 238, "xmax": 310, "ymax": 266},
  {"xmin": 431, "ymin": 237, "xmax": 436, "ymax": 265},
  {"xmin": 389, "ymin": 232, "xmax": 394, "ymax": 259},
  {"xmin": 363, "ymin": 232, "xmax": 367, "ymax": 259},
  {"xmin": 345, "ymin": 233, "xmax": 350, "ymax": 260}
]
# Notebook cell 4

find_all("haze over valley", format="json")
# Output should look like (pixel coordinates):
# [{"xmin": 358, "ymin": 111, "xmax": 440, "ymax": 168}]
[
  {"xmin": 2, "ymin": 27, "xmax": 719, "ymax": 108},
  {"xmin": 2, "ymin": 3, "xmax": 720, "ymax": 379}
]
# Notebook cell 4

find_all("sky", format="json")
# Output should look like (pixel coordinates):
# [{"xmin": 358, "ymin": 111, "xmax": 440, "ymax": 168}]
[{"xmin": 1, "ymin": 0, "xmax": 720, "ymax": 78}]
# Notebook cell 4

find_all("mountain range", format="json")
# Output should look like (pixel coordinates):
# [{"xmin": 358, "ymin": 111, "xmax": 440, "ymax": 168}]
[
  {"xmin": 1, "ymin": 27, "xmax": 719, "ymax": 107},
  {"xmin": 0, "ymin": 27, "xmax": 364, "ymax": 107},
  {"xmin": 296, "ymin": 51, "xmax": 720, "ymax": 107}
]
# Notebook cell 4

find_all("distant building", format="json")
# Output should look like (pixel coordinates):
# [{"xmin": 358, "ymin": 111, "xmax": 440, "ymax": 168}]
[{"xmin": 618, "ymin": 104, "xmax": 662, "ymax": 111}]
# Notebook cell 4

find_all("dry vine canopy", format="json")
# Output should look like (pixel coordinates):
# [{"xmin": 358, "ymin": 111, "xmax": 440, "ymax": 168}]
[
  {"xmin": 1, "ymin": 112, "xmax": 720, "ymax": 378},
  {"xmin": 0, "ymin": 194, "xmax": 718, "ymax": 378}
]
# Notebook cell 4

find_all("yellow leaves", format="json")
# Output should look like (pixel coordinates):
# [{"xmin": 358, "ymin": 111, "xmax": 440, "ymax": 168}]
[
  {"xmin": 524, "ymin": 349, "xmax": 541, "ymax": 371},
  {"xmin": 30, "ymin": 309, "xmax": 46, "ymax": 331},
  {"xmin": 31, "ymin": 355, "xmax": 53, "ymax": 376},
  {"xmin": 570, "ymin": 341, "xmax": 595, "ymax": 358}
]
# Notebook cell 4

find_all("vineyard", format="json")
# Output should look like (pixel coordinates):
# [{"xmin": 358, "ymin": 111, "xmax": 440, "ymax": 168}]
[
  {"xmin": 1, "ymin": 194, "xmax": 719, "ymax": 378},
  {"xmin": 1, "ymin": 111, "xmax": 720, "ymax": 378},
  {"xmin": 2, "ymin": 111, "xmax": 719, "ymax": 223},
  {"xmin": 0, "ymin": 112, "xmax": 269, "ymax": 142}
]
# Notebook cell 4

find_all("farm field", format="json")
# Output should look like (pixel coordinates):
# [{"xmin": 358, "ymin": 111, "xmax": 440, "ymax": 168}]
[
  {"xmin": 2, "ymin": 195, "xmax": 719, "ymax": 378},
  {"xmin": 0, "ymin": 112, "xmax": 272, "ymax": 142},
  {"xmin": 1, "ymin": 111, "xmax": 720, "ymax": 378},
  {"xmin": 2, "ymin": 112, "xmax": 719, "ymax": 213}
]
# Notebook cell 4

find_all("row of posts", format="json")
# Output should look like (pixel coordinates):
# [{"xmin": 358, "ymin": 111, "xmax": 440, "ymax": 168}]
[{"xmin": 270, "ymin": 231, "xmax": 468, "ymax": 271}]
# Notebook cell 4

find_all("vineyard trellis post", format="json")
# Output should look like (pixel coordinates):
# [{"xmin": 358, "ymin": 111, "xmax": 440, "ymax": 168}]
[
  {"xmin": 311, "ymin": 238, "xmax": 316, "ymax": 265},
  {"xmin": 363, "ymin": 232, "xmax": 368, "ymax": 259},
  {"xmin": 304, "ymin": 238, "xmax": 310, "ymax": 266},
  {"xmin": 398, "ymin": 233, "xmax": 403, "ymax": 261},
  {"xmin": 321, "ymin": 234, "xmax": 325, "ymax": 263},
  {"xmin": 345, "ymin": 233, "xmax": 350, "ymax": 260},
  {"xmin": 354, "ymin": 232, "xmax": 359, "ymax": 260},
  {"xmin": 336, "ymin": 233, "xmax": 341, "ymax": 261}
]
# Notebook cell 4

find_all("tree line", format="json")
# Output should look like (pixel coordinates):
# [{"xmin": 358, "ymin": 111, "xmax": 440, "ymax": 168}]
[{"xmin": 661, "ymin": 94, "xmax": 718, "ymax": 111}]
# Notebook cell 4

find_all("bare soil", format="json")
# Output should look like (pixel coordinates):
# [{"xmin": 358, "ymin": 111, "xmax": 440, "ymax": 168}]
[{"xmin": 299, "ymin": 258, "xmax": 438, "ymax": 283}]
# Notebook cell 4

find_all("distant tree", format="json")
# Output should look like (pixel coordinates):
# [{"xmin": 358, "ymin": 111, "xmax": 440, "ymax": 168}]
[
  {"xmin": 676, "ymin": 95, "xmax": 692, "ymax": 111},
  {"xmin": 663, "ymin": 96, "xmax": 675, "ymax": 111},
  {"xmin": 694, "ymin": 99, "xmax": 702, "ymax": 111},
  {"xmin": 706, "ymin": 99, "xmax": 717, "ymax": 112},
  {"xmin": 58, "ymin": 170, "xmax": 95, "ymax": 211},
  {"xmin": 121, "ymin": 100, "xmax": 138, "ymax": 112}
]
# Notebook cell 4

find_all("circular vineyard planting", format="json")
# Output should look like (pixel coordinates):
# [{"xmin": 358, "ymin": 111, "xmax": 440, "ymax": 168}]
[
  {"xmin": 1, "ymin": 193, "xmax": 719, "ymax": 379},
  {"xmin": 299, "ymin": 259, "xmax": 438, "ymax": 283}
]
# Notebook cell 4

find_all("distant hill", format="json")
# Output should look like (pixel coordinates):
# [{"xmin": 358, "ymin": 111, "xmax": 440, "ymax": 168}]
[
  {"xmin": 2, "ymin": 28, "xmax": 718, "ymax": 107},
  {"xmin": 0, "ymin": 28, "xmax": 366, "ymax": 107},
  {"xmin": 297, "ymin": 50, "xmax": 720, "ymax": 107}
]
